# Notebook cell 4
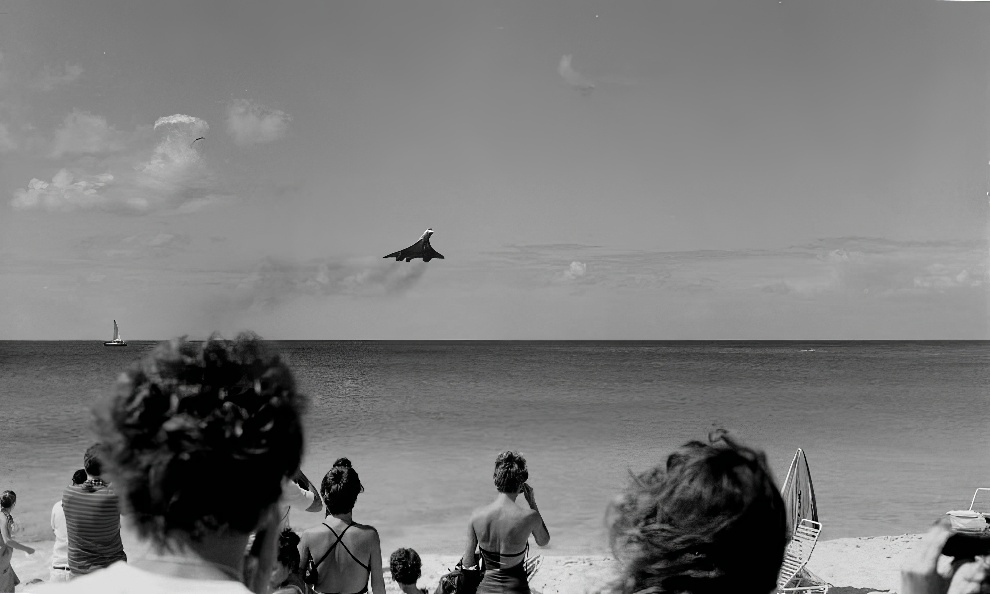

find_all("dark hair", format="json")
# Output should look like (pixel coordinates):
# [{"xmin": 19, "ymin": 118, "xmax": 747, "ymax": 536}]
[
  {"xmin": 493, "ymin": 451, "xmax": 528, "ymax": 494},
  {"xmin": 92, "ymin": 333, "xmax": 306, "ymax": 547},
  {"xmin": 71, "ymin": 469, "xmax": 88, "ymax": 485},
  {"xmin": 84, "ymin": 443, "xmax": 104, "ymax": 476},
  {"xmin": 321, "ymin": 458, "xmax": 364, "ymax": 515},
  {"xmin": 605, "ymin": 431, "xmax": 787, "ymax": 594},
  {"xmin": 0, "ymin": 491, "xmax": 14, "ymax": 509},
  {"xmin": 277, "ymin": 528, "xmax": 302, "ymax": 573},
  {"xmin": 389, "ymin": 547, "xmax": 422, "ymax": 585}
]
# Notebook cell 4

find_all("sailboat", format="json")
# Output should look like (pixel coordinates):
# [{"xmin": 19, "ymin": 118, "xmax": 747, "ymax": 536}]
[{"xmin": 103, "ymin": 320, "xmax": 127, "ymax": 347}]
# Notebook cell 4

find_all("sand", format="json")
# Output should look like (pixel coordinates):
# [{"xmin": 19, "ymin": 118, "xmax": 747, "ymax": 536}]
[{"xmin": 9, "ymin": 533, "xmax": 923, "ymax": 593}]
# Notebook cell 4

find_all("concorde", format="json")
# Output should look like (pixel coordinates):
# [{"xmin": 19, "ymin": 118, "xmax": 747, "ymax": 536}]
[{"xmin": 383, "ymin": 228, "xmax": 445, "ymax": 262}]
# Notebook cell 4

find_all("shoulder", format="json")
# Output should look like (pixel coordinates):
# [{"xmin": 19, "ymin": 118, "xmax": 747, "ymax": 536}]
[{"xmin": 351, "ymin": 522, "xmax": 379, "ymax": 539}]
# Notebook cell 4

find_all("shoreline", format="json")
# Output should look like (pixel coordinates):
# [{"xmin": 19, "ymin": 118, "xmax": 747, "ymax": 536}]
[{"xmin": 11, "ymin": 534, "xmax": 917, "ymax": 593}]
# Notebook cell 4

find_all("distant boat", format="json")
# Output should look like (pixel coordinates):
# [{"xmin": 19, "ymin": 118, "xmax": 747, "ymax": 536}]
[{"xmin": 103, "ymin": 320, "xmax": 127, "ymax": 347}]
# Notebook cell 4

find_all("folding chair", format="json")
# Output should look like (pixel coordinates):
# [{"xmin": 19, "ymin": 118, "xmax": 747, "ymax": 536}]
[{"xmin": 777, "ymin": 518, "xmax": 829, "ymax": 594}]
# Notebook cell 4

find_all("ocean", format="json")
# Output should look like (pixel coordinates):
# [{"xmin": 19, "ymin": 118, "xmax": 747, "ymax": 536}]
[{"xmin": 0, "ymin": 341, "xmax": 987, "ymax": 556}]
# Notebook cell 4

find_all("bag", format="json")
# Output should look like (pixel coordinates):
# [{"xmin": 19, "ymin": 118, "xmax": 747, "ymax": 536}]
[
  {"xmin": 303, "ymin": 556, "xmax": 319, "ymax": 586},
  {"xmin": 434, "ymin": 558, "xmax": 483, "ymax": 594}
]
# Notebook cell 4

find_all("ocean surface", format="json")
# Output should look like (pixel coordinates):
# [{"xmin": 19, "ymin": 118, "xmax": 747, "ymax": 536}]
[{"xmin": 1, "ymin": 341, "xmax": 987, "ymax": 556}]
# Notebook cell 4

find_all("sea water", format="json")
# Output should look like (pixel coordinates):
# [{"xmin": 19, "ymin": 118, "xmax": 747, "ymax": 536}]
[{"xmin": 0, "ymin": 341, "xmax": 987, "ymax": 555}]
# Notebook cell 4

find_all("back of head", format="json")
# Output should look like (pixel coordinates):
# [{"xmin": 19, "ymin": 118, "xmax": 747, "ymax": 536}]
[
  {"xmin": 84, "ymin": 443, "xmax": 103, "ymax": 477},
  {"xmin": 277, "ymin": 528, "xmax": 302, "ymax": 573},
  {"xmin": 606, "ymin": 432, "xmax": 787, "ymax": 594},
  {"xmin": 493, "ymin": 451, "xmax": 528, "ymax": 493},
  {"xmin": 0, "ymin": 491, "xmax": 14, "ymax": 509},
  {"xmin": 389, "ymin": 547, "xmax": 422, "ymax": 586},
  {"xmin": 71, "ymin": 469, "xmax": 88, "ymax": 485},
  {"xmin": 321, "ymin": 459, "xmax": 364, "ymax": 515},
  {"xmin": 92, "ymin": 333, "xmax": 306, "ymax": 547}
]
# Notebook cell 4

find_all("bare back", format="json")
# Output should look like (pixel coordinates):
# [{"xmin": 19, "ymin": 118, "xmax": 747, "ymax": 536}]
[
  {"xmin": 301, "ymin": 520, "xmax": 379, "ymax": 594},
  {"xmin": 471, "ymin": 500, "xmax": 537, "ymax": 569}
]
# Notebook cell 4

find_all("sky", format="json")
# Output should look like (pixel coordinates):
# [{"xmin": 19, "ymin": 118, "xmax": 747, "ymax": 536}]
[{"xmin": 0, "ymin": 0, "xmax": 987, "ymax": 339}]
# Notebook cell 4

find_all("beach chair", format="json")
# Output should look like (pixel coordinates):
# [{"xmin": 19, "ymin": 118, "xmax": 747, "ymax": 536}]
[
  {"xmin": 776, "ymin": 518, "xmax": 829, "ymax": 594},
  {"xmin": 968, "ymin": 488, "xmax": 990, "ymax": 516},
  {"xmin": 523, "ymin": 549, "xmax": 543, "ymax": 581}
]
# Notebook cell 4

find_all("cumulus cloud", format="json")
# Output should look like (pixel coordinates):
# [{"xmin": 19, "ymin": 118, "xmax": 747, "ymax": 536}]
[
  {"xmin": 50, "ymin": 110, "xmax": 126, "ymax": 157},
  {"xmin": 35, "ymin": 63, "xmax": 84, "ymax": 91},
  {"xmin": 558, "ymin": 55, "xmax": 595, "ymax": 96},
  {"xmin": 11, "ymin": 169, "xmax": 115, "ymax": 211},
  {"xmin": 913, "ymin": 264, "xmax": 983, "ymax": 290},
  {"xmin": 226, "ymin": 99, "xmax": 291, "ymax": 145},
  {"xmin": 562, "ymin": 261, "xmax": 587, "ymax": 280},
  {"xmin": 12, "ymin": 113, "xmax": 227, "ymax": 213}
]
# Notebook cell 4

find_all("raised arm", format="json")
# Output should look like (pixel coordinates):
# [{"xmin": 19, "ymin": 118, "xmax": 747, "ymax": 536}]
[
  {"xmin": 462, "ymin": 515, "xmax": 479, "ymax": 569},
  {"xmin": 521, "ymin": 484, "xmax": 549, "ymax": 547},
  {"xmin": 0, "ymin": 516, "xmax": 34, "ymax": 555},
  {"xmin": 292, "ymin": 469, "xmax": 323, "ymax": 513},
  {"xmin": 369, "ymin": 528, "xmax": 386, "ymax": 594}
]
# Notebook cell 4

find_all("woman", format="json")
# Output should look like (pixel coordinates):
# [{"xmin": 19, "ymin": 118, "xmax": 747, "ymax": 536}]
[
  {"xmin": 463, "ymin": 451, "xmax": 550, "ymax": 594},
  {"xmin": 271, "ymin": 529, "xmax": 308, "ymax": 594},
  {"xmin": 0, "ymin": 490, "xmax": 35, "ymax": 593},
  {"xmin": 39, "ymin": 333, "xmax": 306, "ymax": 594},
  {"xmin": 604, "ymin": 431, "xmax": 787, "ymax": 594},
  {"xmin": 299, "ymin": 459, "xmax": 385, "ymax": 594},
  {"xmin": 389, "ymin": 548, "xmax": 428, "ymax": 594}
]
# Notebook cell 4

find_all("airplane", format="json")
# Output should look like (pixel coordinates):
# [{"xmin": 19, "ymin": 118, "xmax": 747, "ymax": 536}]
[{"xmin": 383, "ymin": 228, "xmax": 445, "ymax": 262}]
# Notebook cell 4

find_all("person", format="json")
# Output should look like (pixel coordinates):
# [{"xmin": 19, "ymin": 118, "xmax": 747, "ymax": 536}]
[
  {"xmin": 900, "ymin": 517, "xmax": 990, "ymax": 594},
  {"xmin": 50, "ymin": 469, "xmax": 88, "ymax": 582},
  {"xmin": 462, "ymin": 451, "xmax": 550, "ymax": 594},
  {"xmin": 0, "ymin": 490, "xmax": 35, "ymax": 593},
  {"xmin": 389, "ymin": 548, "xmax": 428, "ymax": 594},
  {"xmin": 271, "ymin": 529, "xmax": 308, "ymax": 594},
  {"xmin": 603, "ymin": 430, "xmax": 788, "ymax": 594},
  {"xmin": 299, "ymin": 458, "xmax": 385, "ymax": 594},
  {"xmin": 62, "ymin": 443, "xmax": 127, "ymax": 577},
  {"xmin": 37, "ymin": 333, "xmax": 306, "ymax": 594}
]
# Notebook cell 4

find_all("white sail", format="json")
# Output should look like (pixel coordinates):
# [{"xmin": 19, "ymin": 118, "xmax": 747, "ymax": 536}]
[{"xmin": 112, "ymin": 320, "xmax": 119, "ymax": 341}]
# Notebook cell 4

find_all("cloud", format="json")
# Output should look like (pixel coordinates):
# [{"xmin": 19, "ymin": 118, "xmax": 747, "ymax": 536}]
[
  {"xmin": 913, "ymin": 264, "xmax": 983, "ymax": 290},
  {"xmin": 50, "ymin": 110, "xmax": 126, "ymax": 157},
  {"xmin": 12, "ymin": 113, "xmax": 228, "ymax": 213},
  {"xmin": 11, "ymin": 169, "xmax": 115, "ymax": 211},
  {"xmin": 0, "ymin": 121, "xmax": 15, "ymax": 153},
  {"xmin": 226, "ymin": 99, "xmax": 291, "ymax": 145},
  {"xmin": 35, "ymin": 63, "xmax": 84, "ymax": 91},
  {"xmin": 558, "ymin": 55, "xmax": 595, "ymax": 96},
  {"xmin": 562, "ymin": 261, "xmax": 587, "ymax": 280}
]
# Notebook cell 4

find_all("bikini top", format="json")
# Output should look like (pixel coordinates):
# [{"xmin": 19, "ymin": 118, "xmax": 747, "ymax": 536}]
[{"xmin": 312, "ymin": 522, "xmax": 372, "ymax": 594}]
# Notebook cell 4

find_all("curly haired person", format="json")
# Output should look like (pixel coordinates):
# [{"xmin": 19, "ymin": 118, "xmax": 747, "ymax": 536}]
[
  {"xmin": 604, "ymin": 431, "xmax": 787, "ymax": 594},
  {"xmin": 39, "ymin": 333, "xmax": 306, "ymax": 594}
]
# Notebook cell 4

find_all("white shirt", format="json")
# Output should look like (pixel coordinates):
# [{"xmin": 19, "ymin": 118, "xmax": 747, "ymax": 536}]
[
  {"xmin": 34, "ymin": 562, "xmax": 254, "ymax": 594},
  {"xmin": 51, "ymin": 501, "xmax": 68, "ymax": 568}
]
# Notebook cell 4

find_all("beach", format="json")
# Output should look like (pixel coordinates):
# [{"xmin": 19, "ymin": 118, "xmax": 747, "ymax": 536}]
[{"xmin": 10, "ymin": 530, "xmax": 919, "ymax": 593}]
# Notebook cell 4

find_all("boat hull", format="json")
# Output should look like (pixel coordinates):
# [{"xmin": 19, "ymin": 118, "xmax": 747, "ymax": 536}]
[{"xmin": 103, "ymin": 342, "xmax": 128, "ymax": 347}]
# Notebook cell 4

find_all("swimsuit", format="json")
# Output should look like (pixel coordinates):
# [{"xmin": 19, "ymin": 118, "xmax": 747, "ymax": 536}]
[
  {"xmin": 477, "ymin": 545, "xmax": 530, "ymax": 594},
  {"xmin": 312, "ymin": 523, "xmax": 371, "ymax": 594}
]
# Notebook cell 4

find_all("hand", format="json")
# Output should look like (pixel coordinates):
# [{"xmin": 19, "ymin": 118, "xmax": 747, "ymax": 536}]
[
  {"xmin": 520, "ymin": 483, "xmax": 536, "ymax": 506},
  {"xmin": 947, "ymin": 559, "xmax": 990, "ymax": 594},
  {"xmin": 902, "ymin": 518, "xmax": 988, "ymax": 594}
]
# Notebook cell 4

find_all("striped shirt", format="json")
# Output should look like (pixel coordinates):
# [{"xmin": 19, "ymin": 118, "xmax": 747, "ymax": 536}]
[{"xmin": 62, "ymin": 481, "xmax": 126, "ymax": 576}]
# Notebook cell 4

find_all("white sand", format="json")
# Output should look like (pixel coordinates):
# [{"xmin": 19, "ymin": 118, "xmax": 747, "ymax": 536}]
[{"xmin": 11, "ymin": 535, "xmax": 920, "ymax": 593}]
